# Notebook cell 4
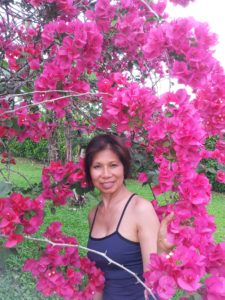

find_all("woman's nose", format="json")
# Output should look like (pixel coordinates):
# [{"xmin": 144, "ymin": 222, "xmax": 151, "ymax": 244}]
[{"xmin": 102, "ymin": 166, "xmax": 111, "ymax": 177}]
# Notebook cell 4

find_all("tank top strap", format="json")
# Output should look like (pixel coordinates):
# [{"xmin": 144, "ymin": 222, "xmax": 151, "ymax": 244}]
[
  {"xmin": 116, "ymin": 193, "xmax": 136, "ymax": 231},
  {"xmin": 90, "ymin": 203, "xmax": 101, "ymax": 235}
]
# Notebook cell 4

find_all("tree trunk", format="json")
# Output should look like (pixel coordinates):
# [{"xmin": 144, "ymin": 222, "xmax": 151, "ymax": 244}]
[
  {"xmin": 65, "ymin": 124, "xmax": 73, "ymax": 162},
  {"xmin": 48, "ymin": 129, "xmax": 59, "ymax": 162},
  {"xmin": 65, "ymin": 112, "xmax": 73, "ymax": 163}
]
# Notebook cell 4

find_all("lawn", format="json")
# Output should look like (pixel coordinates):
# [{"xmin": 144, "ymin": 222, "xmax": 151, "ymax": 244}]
[
  {"xmin": 0, "ymin": 158, "xmax": 224, "ymax": 299},
  {"xmin": 0, "ymin": 157, "xmax": 44, "ymax": 190}
]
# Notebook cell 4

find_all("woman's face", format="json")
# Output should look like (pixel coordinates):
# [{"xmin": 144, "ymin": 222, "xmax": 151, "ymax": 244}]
[{"xmin": 90, "ymin": 148, "xmax": 125, "ymax": 195}]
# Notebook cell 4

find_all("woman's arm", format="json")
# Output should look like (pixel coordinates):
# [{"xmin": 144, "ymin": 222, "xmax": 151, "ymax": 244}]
[{"xmin": 136, "ymin": 199, "xmax": 160, "ymax": 271}]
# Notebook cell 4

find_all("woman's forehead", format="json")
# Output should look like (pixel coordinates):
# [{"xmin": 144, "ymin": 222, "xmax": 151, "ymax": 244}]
[{"xmin": 92, "ymin": 148, "xmax": 120, "ymax": 162}]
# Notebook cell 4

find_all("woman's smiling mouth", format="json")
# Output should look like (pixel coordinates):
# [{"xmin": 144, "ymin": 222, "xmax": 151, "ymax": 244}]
[{"xmin": 101, "ymin": 182, "xmax": 115, "ymax": 189}]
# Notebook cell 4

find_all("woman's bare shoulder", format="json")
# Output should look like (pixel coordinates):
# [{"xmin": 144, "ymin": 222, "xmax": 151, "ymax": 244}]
[
  {"xmin": 132, "ymin": 195, "xmax": 159, "ymax": 226},
  {"xmin": 133, "ymin": 195, "xmax": 160, "ymax": 238},
  {"xmin": 132, "ymin": 195, "xmax": 156, "ymax": 213}
]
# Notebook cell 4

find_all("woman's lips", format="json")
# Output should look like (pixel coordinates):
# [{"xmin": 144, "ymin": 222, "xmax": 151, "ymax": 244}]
[{"xmin": 101, "ymin": 182, "xmax": 114, "ymax": 189}]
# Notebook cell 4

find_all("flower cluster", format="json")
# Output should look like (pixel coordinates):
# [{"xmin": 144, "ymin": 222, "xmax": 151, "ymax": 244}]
[
  {"xmin": 97, "ymin": 75, "xmax": 159, "ymax": 133},
  {"xmin": 86, "ymin": 0, "xmax": 116, "ymax": 33},
  {"xmin": 0, "ymin": 98, "xmax": 53, "ymax": 142},
  {"xmin": 145, "ymin": 246, "xmax": 205, "ymax": 299},
  {"xmin": 41, "ymin": 159, "xmax": 87, "ymax": 205},
  {"xmin": 26, "ymin": 0, "xmax": 77, "ymax": 20},
  {"xmin": 169, "ymin": 0, "xmax": 195, "ymax": 7},
  {"xmin": 0, "ymin": 193, "xmax": 44, "ymax": 247},
  {"xmin": 143, "ymin": 17, "xmax": 218, "ymax": 89},
  {"xmin": 194, "ymin": 65, "xmax": 225, "ymax": 136},
  {"xmin": 23, "ymin": 222, "xmax": 105, "ymax": 299},
  {"xmin": 33, "ymin": 19, "xmax": 102, "ymax": 118},
  {"xmin": 1, "ymin": 151, "xmax": 16, "ymax": 165}
]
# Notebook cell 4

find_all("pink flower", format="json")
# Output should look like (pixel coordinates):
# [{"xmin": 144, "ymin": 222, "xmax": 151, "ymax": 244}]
[
  {"xmin": 177, "ymin": 268, "xmax": 202, "ymax": 292},
  {"xmin": 86, "ymin": 0, "xmax": 116, "ymax": 32},
  {"xmin": 207, "ymin": 242, "xmax": 225, "ymax": 277},
  {"xmin": 205, "ymin": 276, "xmax": 225, "ymax": 300},
  {"xmin": 157, "ymin": 160, "xmax": 175, "ymax": 193},
  {"xmin": 0, "ymin": 207, "xmax": 21, "ymax": 229},
  {"xmin": 216, "ymin": 170, "xmax": 225, "ymax": 183},
  {"xmin": 28, "ymin": 58, "xmax": 40, "ymax": 70},
  {"xmin": 114, "ymin": 11, "xmax": 145, "ymax": 52},
  {"xmin": 156, "ymin": 275, "xmax": 177, "ymax": 299},
  {"xmin": 169, "ymin": 0, "xmax": 194, "ymax": 7},
  {"xmin": 5, "ymin": 233, "xmax": 24, "ymax": 248},
  {"xmin": 137, "ymin": 172, "xmax": 148, "ymax": 183},
  {"xmin": 143, "ymin": 27, "xmax": 166, "ymax": 59},
  {"xmin": 43, "ymin": 222, "xmax": 62, "ymax": 240}
]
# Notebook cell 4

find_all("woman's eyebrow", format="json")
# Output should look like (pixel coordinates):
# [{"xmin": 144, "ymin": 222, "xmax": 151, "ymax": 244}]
[{"xmin": 92, "ymin": 160, "xmax": 119, "ymax": 164}]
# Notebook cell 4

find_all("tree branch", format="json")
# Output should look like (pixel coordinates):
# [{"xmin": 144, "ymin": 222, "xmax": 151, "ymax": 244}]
[
  {"xmin": 0, "ymin": 167, "xmax": 34, "ymax": 190},
  {"xmin": 0, "ymin": 168, "xmax": 9, "ymax": 182},
  {"xmin": 0, "ymin": 233, "xmax": 156, "ymax": 299},
  {"xmin": 148, "ymin": 183, "xmax": 157, "ymax": 200},
  {"xmin": 139, "ymin": 0, "xmax": 160, "ymax": 21},
  {"xmin": 0, "ymin": 91, "xmax": 112, "ymax": 117}
]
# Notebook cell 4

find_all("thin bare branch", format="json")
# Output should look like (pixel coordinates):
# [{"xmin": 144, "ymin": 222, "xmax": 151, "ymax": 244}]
[
  {"xmin": 0, "ymin": 91, "xmax": 111, "ymax": 117},
  {"xmin": 0, "ymin": 168, "xmax": 9, "ymax": 182},
  {"xmin": 148, "ymin": 183, "xmax": 157, "ymax": 200},
  {"xmin": 163, "ymin": 50, "xmax": 172, "ymax": 92},
  {"xmin": 139, "ymin": 0, "xmax": 160, "ymax": 20},
  {"xmin": 0, "ymin": 234, "xmax": 156, "ymax": 299},
  {"xmin": 0, "ymin": 167, "xmax": 34, "ymax": 189}
]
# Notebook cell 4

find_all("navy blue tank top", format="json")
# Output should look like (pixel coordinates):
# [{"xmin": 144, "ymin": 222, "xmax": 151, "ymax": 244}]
[{"xmin": 87, "ymin": 194, "xmax": 145, "ymax": 300}]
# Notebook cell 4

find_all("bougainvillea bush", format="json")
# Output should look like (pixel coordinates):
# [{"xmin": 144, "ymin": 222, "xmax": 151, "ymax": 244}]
[{"xmin": 0, "ymin": 0, "xmax": 225, "ymax": 299}]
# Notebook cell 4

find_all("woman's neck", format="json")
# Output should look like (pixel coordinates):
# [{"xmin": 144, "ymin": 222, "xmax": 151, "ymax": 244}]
[{"xmin": 100, "ymin": 185, "xmax": 131, "ymax": 209}]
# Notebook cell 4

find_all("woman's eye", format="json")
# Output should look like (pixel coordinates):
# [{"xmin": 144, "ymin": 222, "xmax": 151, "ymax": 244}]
[
  {"xmin": 111, "ymin": 164, "xmax": 117, "ymax": 167},
  {"xmin": 93, "ymin": 165, "xmax": 100, "ymax": 169}
]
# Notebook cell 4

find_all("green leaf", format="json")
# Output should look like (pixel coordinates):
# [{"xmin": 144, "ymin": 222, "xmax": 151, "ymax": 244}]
[
  {"xmin": 196, "ymin": 163, "xmax": 206, "ymax": 173},
  {"xmin": 218, "ymin": 164, "xmax": 225, "ymax": 171},
  {"xmin": 111, "ymin": 19, "xmax": 117, "ymax": 26},
  {"xmin": 191, "ymin": 294, "xmax": 202, "ymax": 300},
  {"xmin": 4, "ymin": 119, "xmax": 14, "ymax": 128},
  {"xmin": 146, "ymin": 16, "xmax": 158, "ymax": 22},
  {"xmin": 21, "ymin": 85, "xmax": 33, "ymax": 93},
  {"xmin": 206, "ymin": 167, "xmax": 217, "ymax": 174},
  {"xmin": 88, "ymin": 72, "xmax": 97, "ymax": 82},
  {"xmin": 163, "ymin": 140, "xmax": 170, "ymax": 147},
  {"xmin": 0, "ymin": 181, "xmax": 12, "ymax": 196},
  {"xmin": 0, "ymin": 60, "xmax": 8, "ymax": 69},
  {"xmin": 4, "ymin": 117, "xmax": 22, "ymax": 131},
  {"xmin": 151, "ymin": 174, "xmax": 159, "ymax": 185},
  {"xmin": 50, "ymin": 206, "xmax": 56, "ymax": 215},
  {"xmin": 15, "ymin": 224, "xmax": 24, "ymax": 234},
  {"xmin": 147, "ymin": 170, "xmax": 158, "ymax": 176},
  {"xmin": 165, "ymin": 112, "xmax": 173, "ymax": 118}
]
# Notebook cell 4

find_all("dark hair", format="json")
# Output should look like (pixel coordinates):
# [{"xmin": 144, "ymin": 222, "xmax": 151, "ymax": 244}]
[{"xmin": 84, "ymin": 134, "xmax": 131, "ymax": 187}]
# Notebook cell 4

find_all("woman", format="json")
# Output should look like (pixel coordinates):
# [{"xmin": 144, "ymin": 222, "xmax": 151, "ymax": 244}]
[{"xmin": 85, "ymin": 134, "xmax": 173, "ymax": 300}]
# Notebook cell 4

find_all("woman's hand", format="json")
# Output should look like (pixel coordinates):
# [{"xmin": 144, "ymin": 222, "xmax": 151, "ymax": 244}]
[
  {"xmin": 92, "ymin": 291, "xmax": 103, "ymax": 300},
  {"xmin": 157, "ymin": 212, "xmax": 175, "ymax": 254}
]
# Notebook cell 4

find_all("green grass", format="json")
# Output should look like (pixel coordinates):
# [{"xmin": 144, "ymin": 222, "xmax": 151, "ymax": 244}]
[
  {"xmin": 208, "ymin": 191, "xmax": 225, "ymax": 242},
  {"xmin": 0, "ymin": 158, "xmax": 224, "ymax": 299},
  {"xmin": 0, "ymin": 158, "xmax": 43, "ymax": 188}
]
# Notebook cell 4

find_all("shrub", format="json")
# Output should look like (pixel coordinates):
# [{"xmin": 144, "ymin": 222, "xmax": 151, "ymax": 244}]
[
  {"xmin": 200, "ymin": 136, "xmax": 225, "ymax": 193},
  {"xmin": 9, "ymin": 138, "xmax": 49, "ymax": 162}
]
